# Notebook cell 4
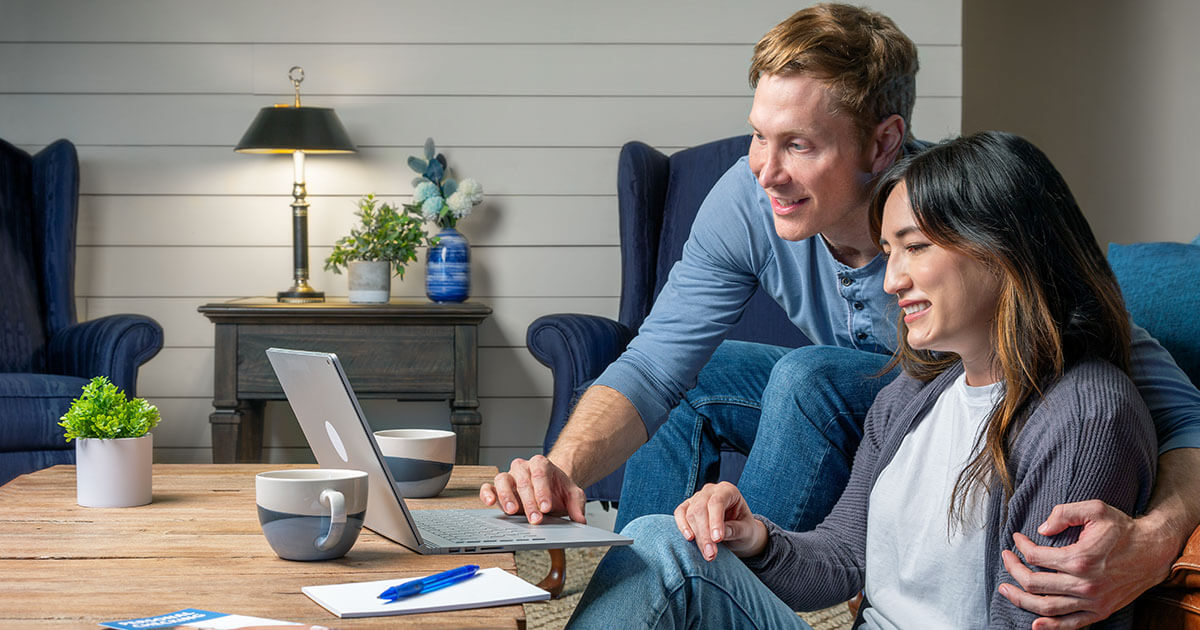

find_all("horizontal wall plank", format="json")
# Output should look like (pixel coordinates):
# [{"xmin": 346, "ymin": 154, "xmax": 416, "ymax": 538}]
[
  {"xmin": 136, "ymin": 346, "xmax": 551, "ymax": 399},
  {"xmin": 146, "ymin": 391, "xmax": 550, "ymax": 462},
  {"xmin": 258, "ymin": 399, "xmax": 551, "ymax": 450},
  {"xmin": 1, "ymin": 43, "xmax": 959, "ymax": 98},
  {"xmin": 0, "ymin": 94, "xmax": 752, "ymax": 148},
  {"xmin": 76, "ymin": 245, "xmax": 621, "ymax": 298},
  {"xmin": 134, "ymin": 350, "xmax": 212, "ymax": 398},
  {"xmin": 87, "ymin": 296, "xmax": 619, "ymax": 349},
  {"xmin": 478, "ymin": 297, "xmax": 619, "ymax": 348},
  {"xmin": 261, "ymin": 398, "xmax": 552, "ymax": 449},
  {"xmin": 1, "ymin": 93, "xmax": 959, "ymax": 150},
  {"xmin": 479, "ymin": 348, "xmax": 553, "ymax": 398},
  {"xmin": 146, "ymin": 395, "xmax": 551, "ymax": 451},
  {"xmin": 146, "ymin": 398, "xmax": 218, "ymax": 448},
  {"xmin": 0, "ymin": 44, "xmax": 251, "ymax": 93},
  {"xmin": 72, "ymin": 146, "xmax": 619, "ymax": 196},
  {"xmin": 78, "ymin": 195, "xmax": 619, "ymax": 247},
  {"xmin": 86, "ymin": 297, "xmax": 238, "ymax": 349},
  {"xmin": 912, "ymin": 97, "xmax": 961, "ymax": 144},
  {"xmin": 254, "ymin": 44, "xmax": 960, "ymax": 98},
  {"xmin": 478, "ymin": 398, "xmax": 553, "ymax": 448},
  {"xmin": 0, "ymin": 1, "xmax": 961, "ymax": 46}
]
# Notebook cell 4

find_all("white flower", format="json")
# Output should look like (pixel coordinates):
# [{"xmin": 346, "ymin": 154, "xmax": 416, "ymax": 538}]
[
  {"xmin": 457, "ymin": 178, "xmax": 484, "ymax": 205},
  {"xmin": 446, "ymin": 191, "xmax": 473, "ymax": 218}
]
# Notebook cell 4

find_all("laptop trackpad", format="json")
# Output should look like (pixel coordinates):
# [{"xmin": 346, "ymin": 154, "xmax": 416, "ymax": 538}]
[{"xmin": 412, "ymin": 509, "xmax": 606, "ymax": 544}]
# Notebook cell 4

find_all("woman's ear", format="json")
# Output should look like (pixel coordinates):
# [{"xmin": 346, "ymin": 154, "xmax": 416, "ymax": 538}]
[{"xmin": 869, "ymin": 114, "xmax": 906, "ymax": 176}]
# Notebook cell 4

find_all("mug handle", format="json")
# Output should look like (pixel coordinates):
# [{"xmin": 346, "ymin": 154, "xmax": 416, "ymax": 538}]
[{"xmin": 315, "ymin": 488, "xmax": 347, "ymax": 551}]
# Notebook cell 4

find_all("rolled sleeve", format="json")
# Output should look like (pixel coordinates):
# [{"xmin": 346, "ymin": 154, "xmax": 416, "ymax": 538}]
[{"xmin": 1130, "ymin": 322, "xmax": 1200, "ymax": 453}]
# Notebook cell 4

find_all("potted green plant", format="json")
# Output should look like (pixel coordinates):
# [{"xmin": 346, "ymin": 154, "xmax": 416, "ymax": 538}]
[
  {"xmin": 324, "ymin": 193, "xmax": 433, "ymax": 303},
  {"xmin": 59, "ymin": 376, "xmax": 161, "ymax": 507}
]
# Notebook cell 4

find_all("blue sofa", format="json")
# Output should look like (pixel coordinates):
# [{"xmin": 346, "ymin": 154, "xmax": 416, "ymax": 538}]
[{"xmin": 0, "ymin": 138, "xmax": 164, "ymax": 486}]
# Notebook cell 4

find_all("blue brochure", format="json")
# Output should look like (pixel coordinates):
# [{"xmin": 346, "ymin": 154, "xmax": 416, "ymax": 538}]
[{"xmin": 99, "ymin": 608, "xmax": 309, "ymax": 629}]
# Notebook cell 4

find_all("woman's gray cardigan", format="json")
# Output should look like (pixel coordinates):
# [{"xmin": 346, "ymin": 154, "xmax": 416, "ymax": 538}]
[{"xmin": 742, "ymin": 359, "xmax": 1157, "ymax": 629}]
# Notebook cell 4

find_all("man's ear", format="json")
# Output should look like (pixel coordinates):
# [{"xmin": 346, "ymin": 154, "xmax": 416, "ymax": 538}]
[{"xmin": 868, "ymin": 114, "xmax": 906, "ymax": 176}]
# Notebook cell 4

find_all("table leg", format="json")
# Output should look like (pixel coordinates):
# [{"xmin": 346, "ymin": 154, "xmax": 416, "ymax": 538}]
[
  {"xmin": 238, "ymin": 400, "xmax": 265, "ymax": 462},
  {"xmin": 210, "ymin": 408, "xmax": 240, "ymax": 464},
  {"xmin": 209, "ymin": 401, "xmax": 265, "ymax": 463},
  {"xmin": 450, "ymin": 408, "xmax": 481, "ymax": 465},
  {"xmin": 538, "ymin": 548, "xmax": 566, "ymax": 599}
]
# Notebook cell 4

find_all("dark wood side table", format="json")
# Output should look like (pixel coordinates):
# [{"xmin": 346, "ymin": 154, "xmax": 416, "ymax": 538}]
[{"xmin": 198, "ymin": 298, "xmax": 491, "ymax": 465}]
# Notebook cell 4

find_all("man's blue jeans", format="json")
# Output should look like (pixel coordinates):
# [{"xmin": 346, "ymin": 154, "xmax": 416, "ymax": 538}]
[
  {"xmin": 616, "ymin": 341, "xmax": 895, "ymax": 532},
  {"xmin": 567, "ymin": 514, "xmax": 812, "ymax": 629}
]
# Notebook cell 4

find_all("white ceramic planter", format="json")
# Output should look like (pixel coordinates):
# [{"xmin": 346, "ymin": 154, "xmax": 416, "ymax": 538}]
[
  {"xmin": 348, "ymin": 260, "xmax": 391, "ymax": 303},
  {"xmin": 75, "ymin": 434, "xmax": 153, "ymax": 508}
]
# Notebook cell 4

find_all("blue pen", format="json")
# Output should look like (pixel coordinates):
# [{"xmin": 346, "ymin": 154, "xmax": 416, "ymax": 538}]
[{"xmin": 378, "ymin": 564, "xmax": 480, "ymax": 601}]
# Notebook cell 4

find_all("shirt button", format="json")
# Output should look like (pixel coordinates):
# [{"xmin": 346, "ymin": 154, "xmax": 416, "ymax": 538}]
[
  {"xmin": 854, "ymin": 301, "xmax": 864, "ymax": 310},
  {"xmin": 856, "ymin": 332, "xmax": 868, "ymax": 341},
  {"xmin": 841, "ymin": 277, "xmax": 854, "ymax": 287}
]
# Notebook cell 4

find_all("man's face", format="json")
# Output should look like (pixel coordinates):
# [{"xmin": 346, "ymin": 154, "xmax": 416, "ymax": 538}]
[{"xmin": 747, "ymin": 73, "xmax": 876, "ymax": 243}]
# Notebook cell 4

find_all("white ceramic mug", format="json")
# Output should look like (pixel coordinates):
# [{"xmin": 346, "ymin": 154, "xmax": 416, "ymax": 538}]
[
  {"xmin": 255, "ymin": 469, "xmax": 368, "ymax": 561},
  {"xmin": 373, "ymin": 429, "xmax": 456, "ymax": 498}
]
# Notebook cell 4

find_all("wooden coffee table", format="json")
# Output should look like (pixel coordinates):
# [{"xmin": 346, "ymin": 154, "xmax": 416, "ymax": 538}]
[{"xmin": 0, "ymin": 464, "xmax": 524, "ymax": 629}]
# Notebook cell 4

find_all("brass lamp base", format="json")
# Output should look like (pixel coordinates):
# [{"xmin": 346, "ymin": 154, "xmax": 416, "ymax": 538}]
[{"xmin": 277, "ymin": 285, "xmax": 325, "ymax": 303}]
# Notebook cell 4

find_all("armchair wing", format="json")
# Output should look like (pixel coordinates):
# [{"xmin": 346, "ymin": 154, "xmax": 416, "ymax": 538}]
[{"xmin": 47, "ymin": 314, "xmax": 164, "ymax": 396}]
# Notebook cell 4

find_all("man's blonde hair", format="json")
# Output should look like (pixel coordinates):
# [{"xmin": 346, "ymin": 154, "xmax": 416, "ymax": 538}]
[{"xmin": 749, "ymin": 3, "xmax": 918, "ymax": 144}]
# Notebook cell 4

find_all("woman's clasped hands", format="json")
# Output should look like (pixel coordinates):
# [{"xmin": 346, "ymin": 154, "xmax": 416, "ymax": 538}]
[{"xmin": 673, "ymin": 481, "xmax": 770, "ymax": 561}]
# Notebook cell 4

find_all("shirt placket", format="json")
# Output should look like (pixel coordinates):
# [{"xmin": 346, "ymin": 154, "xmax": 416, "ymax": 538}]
[{"xmin": 837, "ymin": 272, "xmax": 873, "ymax": 350}]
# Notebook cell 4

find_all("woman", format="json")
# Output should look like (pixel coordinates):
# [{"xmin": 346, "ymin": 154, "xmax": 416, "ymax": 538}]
[{"xmin": 567, "ymin": 131, "xmax": 1157, "ymax": 629}]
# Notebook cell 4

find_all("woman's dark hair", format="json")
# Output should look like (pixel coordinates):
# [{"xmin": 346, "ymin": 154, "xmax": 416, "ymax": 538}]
[{"xmin": 868, "ymin": 130, "xmax": 1131, "ymax": 519}]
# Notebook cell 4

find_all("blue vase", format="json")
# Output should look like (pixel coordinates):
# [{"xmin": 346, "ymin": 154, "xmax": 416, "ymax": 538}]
[{"xmin": 426, "ymin": 227, "xmax": 470, "ymax": 303}]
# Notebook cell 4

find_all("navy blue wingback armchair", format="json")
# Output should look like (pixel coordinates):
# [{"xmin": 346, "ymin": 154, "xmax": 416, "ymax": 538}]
[
  {"xmin": 0, "ymin": 138, "xmax": 164, "ymax": 486},
  {"xmin": 526, "ymin": 136, "xmax": 811, "ymax": 503}
]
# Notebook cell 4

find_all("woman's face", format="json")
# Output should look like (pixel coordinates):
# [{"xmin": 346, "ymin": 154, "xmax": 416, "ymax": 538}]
[{"xmin": 879, "ymin": 182, "xmax": 1003, "ymax": 384}]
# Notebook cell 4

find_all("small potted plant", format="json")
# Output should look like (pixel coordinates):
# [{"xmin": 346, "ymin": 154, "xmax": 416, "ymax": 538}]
[
  {"xmin": 324, "ymin": 193, "xmax": 434, "ymax": 303},
  {"xmin": 404, "ymin": 137, "xmax": 485, "ymax": 303},
  {"xmin": 59, "ymin": 376, "xmax": 161, "ymax": 507}
]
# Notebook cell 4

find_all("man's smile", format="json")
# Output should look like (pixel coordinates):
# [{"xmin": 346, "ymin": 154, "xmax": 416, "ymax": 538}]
[{"xmin": 770, "ymin": 195, "xmax": 809, "ymax": 215}]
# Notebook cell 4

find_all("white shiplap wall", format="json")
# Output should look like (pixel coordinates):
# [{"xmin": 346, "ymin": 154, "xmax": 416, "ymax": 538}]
[{"xmin": 0, "ymin": 0, "xmax": 961, "ymax": 465}]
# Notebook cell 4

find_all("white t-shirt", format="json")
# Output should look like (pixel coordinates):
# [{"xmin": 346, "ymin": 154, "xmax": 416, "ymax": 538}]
[{"xmin": 861, "ymin": 372, "xmax": 1001, "ymax": 630}]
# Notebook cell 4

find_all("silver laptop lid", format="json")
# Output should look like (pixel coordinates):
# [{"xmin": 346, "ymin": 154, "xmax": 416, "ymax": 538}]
[{"xmin": 265, "ymin": 347, "xmax": 427, "ymax": 550}]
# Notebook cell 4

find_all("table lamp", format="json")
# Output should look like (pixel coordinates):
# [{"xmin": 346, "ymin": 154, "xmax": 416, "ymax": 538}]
[{"xmin": 235, "ymin": 66, "xmax": 356, "ymax": 303}]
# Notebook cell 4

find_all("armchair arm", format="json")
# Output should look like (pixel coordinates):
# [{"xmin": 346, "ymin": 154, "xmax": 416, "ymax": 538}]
[
  {"xmin": 526, "ymin": 313, "xmax": 634, "ymax": 453},
  {"xmin": 46, "ymin": 314, "xmax": 164, "ymax": 395}
]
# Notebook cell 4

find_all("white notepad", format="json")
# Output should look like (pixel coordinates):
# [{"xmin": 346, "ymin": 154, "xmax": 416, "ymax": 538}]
[{"xmin": 302, "ymin": 567, "xmax": 550, "ymax": 618}]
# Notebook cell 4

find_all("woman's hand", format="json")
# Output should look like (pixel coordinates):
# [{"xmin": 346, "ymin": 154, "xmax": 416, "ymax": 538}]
[{"xmin": 673, "ymin": 482, "xmax": 768, "ymax": 561}]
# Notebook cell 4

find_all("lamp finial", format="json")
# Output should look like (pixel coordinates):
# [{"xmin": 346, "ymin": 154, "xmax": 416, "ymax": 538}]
[{"xmin": 289, "ymin": 66, "xmax": 305, "ymax": 107}]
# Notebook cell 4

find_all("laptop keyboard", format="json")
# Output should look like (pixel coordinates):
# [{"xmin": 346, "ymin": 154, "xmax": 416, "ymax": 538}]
[{"xmin": 413, "ymin": 509, "xmax": 547, "ymax": 544}]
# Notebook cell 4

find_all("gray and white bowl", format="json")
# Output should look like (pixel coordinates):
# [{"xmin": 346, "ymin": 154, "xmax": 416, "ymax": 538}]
[{"xmin": 373, "ymin": 429, "xmax": 456, "ymax": 498}]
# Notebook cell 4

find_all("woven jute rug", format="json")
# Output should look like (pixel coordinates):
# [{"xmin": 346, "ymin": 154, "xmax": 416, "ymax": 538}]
[{"xmin": 515, "ymin": 547, "xmax": 853, "ymax": 630}]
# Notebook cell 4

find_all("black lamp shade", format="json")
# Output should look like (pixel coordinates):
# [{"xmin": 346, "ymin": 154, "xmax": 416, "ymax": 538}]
[{"xmin": 235, "ymin": 106, "xmax": 356, "ymax": 154}]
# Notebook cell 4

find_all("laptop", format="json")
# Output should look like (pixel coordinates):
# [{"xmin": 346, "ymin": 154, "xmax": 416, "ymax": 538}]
[{"xmin": 265, "ymin": 347, "xmax": 633, "ymax": 555}]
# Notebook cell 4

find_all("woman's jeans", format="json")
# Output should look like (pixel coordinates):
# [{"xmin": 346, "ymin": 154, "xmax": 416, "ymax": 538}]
[
  {"xmin": 615, "ymin": 341, "xmax": 896, "ymax": 532},
  {"xmin": 568, "ymin": 514, "xmax": 813, "ymax": 629}
]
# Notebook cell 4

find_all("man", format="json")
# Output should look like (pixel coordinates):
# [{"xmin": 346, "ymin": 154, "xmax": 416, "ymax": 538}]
[{"xmin": 481, "ymin": 4, "xmax": 1200, "ymax": 627}]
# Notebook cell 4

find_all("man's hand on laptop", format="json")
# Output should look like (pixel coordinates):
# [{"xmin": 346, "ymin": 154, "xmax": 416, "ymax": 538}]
[{"xmin": 480, "ymin": 454, "xmax": 587, "ymax": 525}]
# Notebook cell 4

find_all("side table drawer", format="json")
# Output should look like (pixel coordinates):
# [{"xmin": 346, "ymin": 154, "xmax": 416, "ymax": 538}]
[{"xmin": 236, "ymin": 324, "xmax": 456, "ymax": 395}]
